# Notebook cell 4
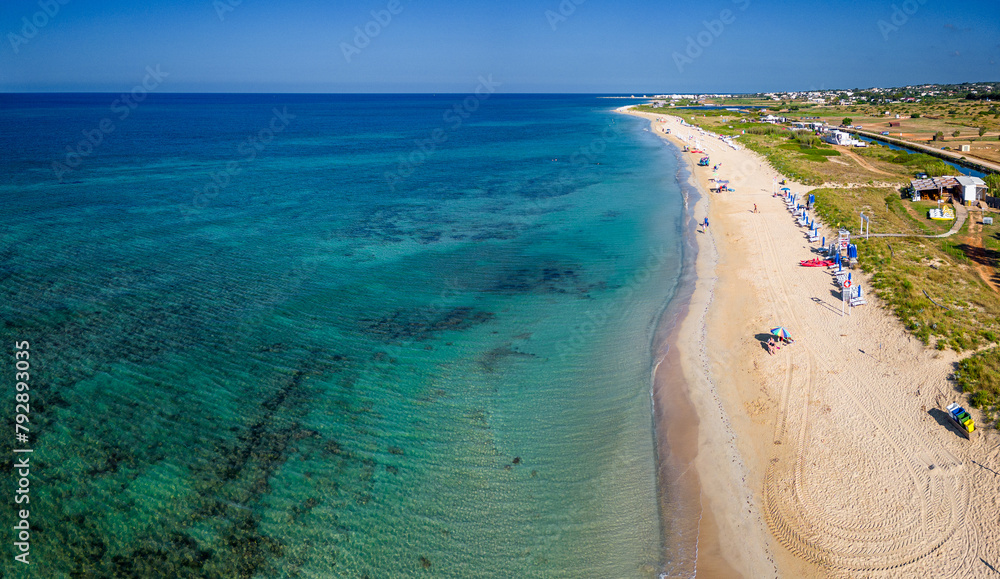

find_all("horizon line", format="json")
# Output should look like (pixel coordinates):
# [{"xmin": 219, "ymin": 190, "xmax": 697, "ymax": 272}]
[{"xmin": 1, "ymin": 84, "xmax": 997, "ymax": 97}]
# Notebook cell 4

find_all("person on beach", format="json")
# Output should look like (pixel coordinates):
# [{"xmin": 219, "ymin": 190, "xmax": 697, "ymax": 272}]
[
  {"xmin": 702, "ymin": 217, "xmax": 709, "ymax": 232},
  {"xmin": 754, "ymin": 203, "xmax": 758, "ymax": 213}
]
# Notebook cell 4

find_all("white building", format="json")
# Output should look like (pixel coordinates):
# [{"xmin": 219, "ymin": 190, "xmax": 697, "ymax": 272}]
[
  {"xmin": 956, "ymin": 176, "xmax": 988, "ymax": 204},
  {"xmin": 822, "ymin": 130, "xmax": 853, "ymax": 146},
  {"xmin": 822, "ymin": 130, "xmax": 867, "ymax": 147}
]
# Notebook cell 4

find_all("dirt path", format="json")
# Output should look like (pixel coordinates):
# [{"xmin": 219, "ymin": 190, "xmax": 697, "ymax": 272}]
[
  {"xmin": 845, "ymin": 129, "xmax": 1000, "ymax": 174},
  {"xmin": 836, "ymin": 147, "xmax": 895, "ymax": 176},
  {"xmin": 962, "ymin": 211, "xmax": 1000, "ymax": 293}
]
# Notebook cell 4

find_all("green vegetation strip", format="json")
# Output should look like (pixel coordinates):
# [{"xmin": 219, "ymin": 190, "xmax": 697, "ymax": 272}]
[{"xmin": 956, "ymin": 347, "xmax": 1000, "ymax": 428}]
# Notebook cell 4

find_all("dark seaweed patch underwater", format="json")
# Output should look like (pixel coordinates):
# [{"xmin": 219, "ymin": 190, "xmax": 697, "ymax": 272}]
[{"xmin": 0, "ymin": 94, "xmax": 680, "ymax": 578}]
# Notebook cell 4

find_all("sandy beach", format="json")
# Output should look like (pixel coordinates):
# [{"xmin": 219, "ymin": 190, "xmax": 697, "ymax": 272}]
[{"xmin": 624, "ymin": 108, "xmax": 1000, "ymax": 578}]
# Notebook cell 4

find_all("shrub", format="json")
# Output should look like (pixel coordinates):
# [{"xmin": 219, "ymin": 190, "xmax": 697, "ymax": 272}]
[
  {"xmin": 745, "ymin": 125, "xmax": 783, "ymax": 135},
  {"xmin": 956, "ymin": 347, "xmax": 1000, "ymax": 416},
  {"xmin": 970, "ymin": 390, "xmax": 993, "ymax": 408},
  {"xmin": 984, "ymin": 174, "xmax": 1000, "ymax": 193},
  {"xmin": 791, "ymin": 131, "xmax": 821, "ymax": 148}
]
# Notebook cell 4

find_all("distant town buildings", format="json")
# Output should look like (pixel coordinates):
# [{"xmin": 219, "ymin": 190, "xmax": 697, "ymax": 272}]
[{"xmin": 647, "ymin": 82, "xmax": 991, "ymax": 111}]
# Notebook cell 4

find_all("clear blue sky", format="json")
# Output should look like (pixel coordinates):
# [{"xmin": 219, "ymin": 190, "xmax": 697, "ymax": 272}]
[{"xmin": 1, "ymin": 0, "xmax": 997, "ymax": 93}]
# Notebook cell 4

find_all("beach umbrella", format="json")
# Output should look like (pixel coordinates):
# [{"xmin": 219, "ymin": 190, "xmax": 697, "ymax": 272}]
[
  {"xmin": 780, "ymin": 187, "xmax": 791, "ymax": 192},
  {"xmin": 770, "ymin": 327, "xmax": 792, "ymax": 340}
]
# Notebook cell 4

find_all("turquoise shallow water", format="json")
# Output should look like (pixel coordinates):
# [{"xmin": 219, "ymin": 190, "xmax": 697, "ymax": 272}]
[{"xmin": 1, "ymin": 94, "xmax": 686, "ymax": 577}]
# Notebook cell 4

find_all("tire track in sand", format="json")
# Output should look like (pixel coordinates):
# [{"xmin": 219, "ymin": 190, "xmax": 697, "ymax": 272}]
[{"xmin": 748, "ymin": 207, "xmax": 970, "ymax": 572}]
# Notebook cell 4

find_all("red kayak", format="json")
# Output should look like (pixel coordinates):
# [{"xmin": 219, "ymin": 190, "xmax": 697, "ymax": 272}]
[{"xmin": 800, "ymin": 258, "xmax": 834, "ymax": 267}]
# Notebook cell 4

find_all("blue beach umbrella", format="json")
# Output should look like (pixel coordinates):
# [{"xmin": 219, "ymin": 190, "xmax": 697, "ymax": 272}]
[{"xmin": 780, "ymin": 187, "xmax": 791, "ymax": 192}]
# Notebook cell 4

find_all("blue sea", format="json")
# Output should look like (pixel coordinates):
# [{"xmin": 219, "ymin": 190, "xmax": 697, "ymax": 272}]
[{"xmin": 0, "ymin": 94, "xmax": 691, "ymax": 577}]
